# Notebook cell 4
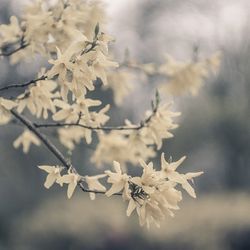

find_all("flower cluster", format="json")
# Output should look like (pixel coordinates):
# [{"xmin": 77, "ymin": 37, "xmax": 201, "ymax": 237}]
[
  {"xmin": 47, "ymin": 33, "xmax": 118, "ymax": 100},
  {"xmin": 105, "ymin": 154, "xmax": 203, "ymax": 228},
  {"xmin": 0, "ymin": 0, "xmax": 218, "ymax": 229},
  {"xmin": 122, "ymin": 50, "xmax": 221, "ymax": 97},
  {"xmin": 54, "ymin": 99, "xmax": 110, "ymax": 147},
  {"xmin": 37, "ymin": 152, "xmax": 203, "ymax": 228},
  {"xmin": 0, "ymin": 0, "xmax": 106, "ymax": 62},
  {"xmin": 158, "ymin": 52, "xmax": 221, "ymax": 96},
  {"xmin": 16, "ymin": 70, "xmax": 57, "ymax": 119},
  {"xmin": 91, "ymin": 102, "xmax": 179, "ymax": 167}
]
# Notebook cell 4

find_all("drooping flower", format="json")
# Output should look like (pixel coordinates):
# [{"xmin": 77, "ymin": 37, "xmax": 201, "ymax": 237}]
[
  {"xmin": 52, "ymin": 97, "xmax": 102, "ymax": 123},
  {"xmin": 105, "ymin": 161, "xmax": 129, "ymax": 197},
  {"xmin": 107, "ymin": 153, "xmax": 204, "ymax": 228},
  {"xmin": 17, "ymin": 69, "xmax": 57, "ymax": 119},
  {"xmin": 85, "ymin": 174, "xmax": 107, "ymax": 200},
  {"xmin": 140, "ymin": 103, "xmax": 180, "ymax": 149},
  {"xmin": 160, "ymin": 153, "xmax": 203, "ymax": 198},
  {"xmin": 88, "ymin": 49, "xmax": 119, "ymax": 86},
  {"xmin": 0, "ymin": 98, "xmax": 17, "ymax": 125},
  {"xmin": 57, "ymin": 171, "xmax": 81, "ymax": 199},
  {"xmin": 159, "ymin": 53, "xmax": 221, "ymax": 96},
  {"xmin": 13, "ymin": 130, "xmax": 41, "ymax": 153},
  {"xmin": 91, "ymin": 131, "xmax": 132, "ymax": 167},
  {"xmin": 70, "ymin": 56, "xmax": 96, "ymax": 98},
  {"xmin": 38, "ymin": 165, "xmax": 63, "ymax": 189},
  {"xmin": 105, "ymin": 69, "xmax": 134, "ymax": 105},
  {"xmin": 58, "ymin": 127, "xmax": 86, "ymax": 150},
  {"xmin": 0, "ymin": 16, "xmax": 21, "ymax": 46}
]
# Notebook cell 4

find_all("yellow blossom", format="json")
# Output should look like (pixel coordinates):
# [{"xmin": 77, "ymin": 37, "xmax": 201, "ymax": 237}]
[
  {"xmin": 105, "ymin": 161, "xmax": 129, "ymax": 197},
  {"xmin": 13, "ymin": 130, "xmax": 41, "ymax": 153},
  {"xmin": 161, "ymin": 153, "xmax": 203, "ymax": 198},
  {"xmin": 57, "ymin": 171, "xmax": 81, "ymax": 199},
  {"xmin": 85, "ymin": 174, "xmax": 107, "ymax": 200},
  {"xmin": 0, "ymin": 98, "xmax": 17, "ymax": 125},
  {"xmin": 38, "ymin": 165, "xmax": 63, "ymax": 189}
]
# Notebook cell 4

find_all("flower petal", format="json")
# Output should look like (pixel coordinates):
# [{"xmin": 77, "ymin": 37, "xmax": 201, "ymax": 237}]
[
  {"xmin": 127, "ymin": 199, "xmax": 137, "ymax": 217},
  {"xmin": 44, "ymin": 173, "xmax": 56, "ymax": 189},
  {"xmin": 67, "ymin": 182, "xmax": 77, "ymax": 199}
]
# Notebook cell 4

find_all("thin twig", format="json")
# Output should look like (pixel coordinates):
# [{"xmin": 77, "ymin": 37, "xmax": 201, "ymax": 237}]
[
  {"xmin": 34, "ymin": 104, "xmax": 157, "ymax": 132},
  {"xmin": 0, "ymin": 75, "xmax": 47, "ymax": 92},
  {"xmin": 78, "ymin": 184, "xmax": 121, "ymax": 196},
  {"xmin": 34, "ymin": 122, "xmax": 144, "ymax": 131},
  {"xmin": 80, "ymin": 41, "xmax": 97, "ymax": 55},
  {"xmin": 76, "ymin": 112, "xmax": 82, "ymax": 124},
  {"xmin": 0, "ymin": 43, "xmax": 29, "ymax": 57}
]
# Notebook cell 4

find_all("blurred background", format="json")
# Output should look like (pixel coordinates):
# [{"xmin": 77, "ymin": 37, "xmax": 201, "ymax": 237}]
[{"xmin": 0, "ymin": 0, "xmax": 250, "ymax": 249}]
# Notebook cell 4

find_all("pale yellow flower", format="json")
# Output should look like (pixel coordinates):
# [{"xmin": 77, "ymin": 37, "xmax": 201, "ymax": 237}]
[
  {"xmin": 138, "ymin": 159, "xmax": 163, "ymax": 188},
  {"xmin": 106, "ymin": 69, "xmax": 134, "ymax": 105},
  {"xmin": 97, "ymin": 33, "xmax": 115, "ymax": 54},
  {"xmin": 85, "ymin": 174, "xmax": 107, "ymax": 200},
  {"xmin": 0, "ymin": 16, "xmax": 21, "ymax": 45},
  {"xmin": 70, "ymin": 57, "xmax": 96, "ymax": 98},
  {"xmin": 58, "ymin": 127, "xmax": 86, "ymax": 150},
  {"xmin": 13, "ymin": 130, "xmax": 41, "ymax": 153},
  {"xmin": 52, "ymin": 99, "xmax": 76, "ymax": 122},
  {"xmin": 122, "ymin": 154, "xmax": 204, "ymax": 228},
  {"xmin": 159, "ymin": 55, "xmax": 207, "ymax": 96},
  {"xmin": 0, "ymin": 97, "xmax": 17, "ymax": 110},
  {"xmin": 17, "ymin": 69, "xmax": 57, "ymax": 119},
  {"xmin": 48, "ymin": 46, "xmax": 75, "ymax": 81},
  {"xmin": 91, "ymin": 131, "xmax": 133, "ymax": 167},
  {"xmin": 105, "ymin": 161, "xmax": 129, "ymax": 197},
  {"xmin": 89, "ymin": 104, "xmax": 110, "ymax": 126},
  {"xmin": 206, "ymin": 51, "xmax": 222, "ymax": 74},
  {"xmin": 38, "ymin": 165, "xmax": 63, "ymax": 189},
  {"xmin": 158, "ymin": 53, "xmax": 221, "ymax": 96},
  {"xmin": 140, "ymin": 103, "xmax": 180, "ymax": 149},
  {"xmin": 57, "ymin": 104, "xmax": 110, "ymax": 150},
  {"xmin": 0, "ymin": 98, "xmax": 17, "ymax": 125},
  {"xmin": 160, "ymin": 153, "xmax": 203, "ymax": 198},
  {"xmin": 53, "ymin": 98, "xmax": 102, "ymax": 123},
  {"xmin": 57, "ymin": 172, "xmax": 81, "ymax": 199},
  {"xmin": 89, "ymin": 50, "xmax": 119, "ymax": 86}
]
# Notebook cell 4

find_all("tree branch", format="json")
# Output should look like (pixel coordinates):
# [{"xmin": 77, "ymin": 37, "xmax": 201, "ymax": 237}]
[
  {"xmin": 34, "ymin": 104, "xmax": 158, "ymax": 132},
  {"xmin": 0, "ymin": 75, "xmax": 47, "ymax": 92},
  {"xmin": 10, "ymin": 109, "xmax": 122, "ymax": 196},
  {"xmin": 34, "ymin": 122, "xmax": 144, "ymax": 131},
  {"xmin": 11, "ymin": 109, "xmax": 72, "ymax": 169},
  {"xmin": 0, "ymin": 43, "xmax": 29, "ymax": 57}
]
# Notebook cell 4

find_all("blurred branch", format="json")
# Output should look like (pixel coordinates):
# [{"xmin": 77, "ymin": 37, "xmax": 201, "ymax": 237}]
[
  {"xmin": 0, "ymin": 43, "xmax": 29, "ymax": 57},
  {"xmin": 0, "ymin": 34, "xmax": 29, "ymax": 57}
]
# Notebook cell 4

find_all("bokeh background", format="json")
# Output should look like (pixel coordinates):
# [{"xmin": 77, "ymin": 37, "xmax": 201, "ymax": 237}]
[{"xmin": 0, "ymin": 0, "xmax": 250, "ymax": 249}]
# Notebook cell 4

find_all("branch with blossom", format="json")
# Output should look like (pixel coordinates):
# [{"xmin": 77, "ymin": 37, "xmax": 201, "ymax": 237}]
[
  {"xmin": 10, "ymin": 107, "xmax": 203, "ymax": 228},
  {"xmin": 0, "ymin": 0, "xmax": 221, "ymax": 228}
]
